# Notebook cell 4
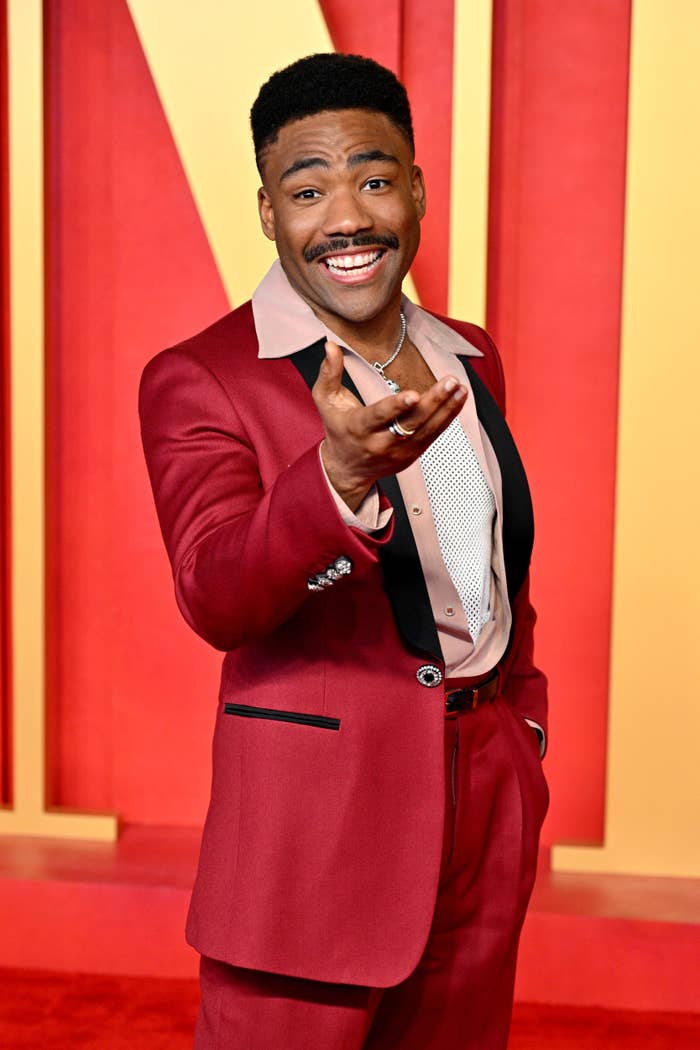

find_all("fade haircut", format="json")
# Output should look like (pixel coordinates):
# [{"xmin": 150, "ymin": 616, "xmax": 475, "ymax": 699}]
[{"xmin": 250, "ymin": 53, "xmax": 415, "ymax": 173}]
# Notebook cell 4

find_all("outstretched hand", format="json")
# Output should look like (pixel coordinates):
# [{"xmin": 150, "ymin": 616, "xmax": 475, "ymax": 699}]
[{"xmin": 312, "ymin": 340, "xmax": 468, "ymax": 512}]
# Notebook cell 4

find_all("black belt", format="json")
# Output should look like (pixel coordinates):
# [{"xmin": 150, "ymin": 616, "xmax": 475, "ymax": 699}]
[{"xmin": 444, "ymin": 669, "xmax": 500, "ymax": 714}]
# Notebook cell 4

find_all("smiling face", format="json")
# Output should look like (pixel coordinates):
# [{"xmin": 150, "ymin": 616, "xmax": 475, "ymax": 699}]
[{"xmin": 257, "ymin": 109, "xmax": 426, "ymax": 334}]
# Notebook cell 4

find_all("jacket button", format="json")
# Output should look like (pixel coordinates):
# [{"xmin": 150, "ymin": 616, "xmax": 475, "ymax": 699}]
[{"xmin": 416, "ymin": 664, "xmax": 443, "ymax": 688}]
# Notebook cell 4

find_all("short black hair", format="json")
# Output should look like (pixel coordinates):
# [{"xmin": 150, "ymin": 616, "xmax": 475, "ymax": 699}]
[{"xmin": 250, "ymin": 53, "xmax": 414, "ymax": 171}]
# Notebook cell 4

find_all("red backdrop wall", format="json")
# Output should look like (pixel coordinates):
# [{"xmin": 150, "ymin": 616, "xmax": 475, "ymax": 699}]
[
  {"xmin": 45, "ymin": 0, "xmax": 227, "ymax": 822},
  {"xmin": 319, "ymin": 0, "xmax": 456, "ymax": 312},
  {"xmin": 488, "ymin": 0, "xmax": 630, "ymax": 841}
]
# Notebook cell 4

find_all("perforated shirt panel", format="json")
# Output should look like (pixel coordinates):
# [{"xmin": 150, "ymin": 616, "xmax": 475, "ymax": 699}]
[{"xmin": 419, "ymin": 418, "xmax": 496, "ymax": 644}]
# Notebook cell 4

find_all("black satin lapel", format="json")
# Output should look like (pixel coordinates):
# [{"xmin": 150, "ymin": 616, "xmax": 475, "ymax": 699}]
[
  {"xmin": 376, "ymin": 474, "xmax": 442, "ymax": 661},
  {"xmin": 289, "ymin": 341, "xmax": 442, "ymax": 662},
  {"xmin": 459, "ymin": 357, "xmax": 534, "ymax": 600}
]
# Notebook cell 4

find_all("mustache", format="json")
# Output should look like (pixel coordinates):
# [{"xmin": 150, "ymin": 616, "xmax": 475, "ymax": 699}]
[{"xmin": 304, "ymin": 234, "xmax": 399, "ymax": 264}]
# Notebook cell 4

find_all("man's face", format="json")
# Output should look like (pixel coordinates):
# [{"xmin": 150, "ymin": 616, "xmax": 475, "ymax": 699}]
[{"xmin": 257, "ymin": 109, "xmax": 426, "ymax": 330}]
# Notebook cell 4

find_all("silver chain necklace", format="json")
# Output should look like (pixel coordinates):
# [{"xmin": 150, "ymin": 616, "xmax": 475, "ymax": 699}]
[{"xmin": 372, "ymin": 311, "xmax": 406, "ymax": 394}]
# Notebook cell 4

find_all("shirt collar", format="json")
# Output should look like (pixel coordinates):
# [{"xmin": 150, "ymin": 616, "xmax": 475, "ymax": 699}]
[{"xmin": 252, "ymin": 259, "xmax": 483, "ymax": 360}]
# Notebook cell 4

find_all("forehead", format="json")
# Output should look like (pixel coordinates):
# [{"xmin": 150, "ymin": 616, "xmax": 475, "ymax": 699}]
[{"xmin": 261, "ymin": 109, "xmax": 412, "ymax": 177}]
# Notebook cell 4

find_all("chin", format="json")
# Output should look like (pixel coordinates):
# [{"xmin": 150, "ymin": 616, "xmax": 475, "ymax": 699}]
[
  {"xmin": 326, "ymin": 298, "xmax": 390, "ymax": 325},
  {"xmin": 321, "ymin": 281, "xmax": 402, "ymax": 321}
]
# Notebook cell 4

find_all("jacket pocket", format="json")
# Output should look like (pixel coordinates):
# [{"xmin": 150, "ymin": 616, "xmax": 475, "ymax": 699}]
[{"xmin": 223, "ymin": 702, "xmax": 340, "ymax": 731}]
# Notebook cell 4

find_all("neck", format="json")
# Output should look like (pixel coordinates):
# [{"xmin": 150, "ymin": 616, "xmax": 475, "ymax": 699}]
[{"xmin": 313, "ymin": 301, "xmax": 405, "ymax": 364}]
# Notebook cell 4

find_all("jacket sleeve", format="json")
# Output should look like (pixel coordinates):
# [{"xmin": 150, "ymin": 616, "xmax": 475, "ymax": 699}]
[
  {"xmin": 138, "ymin": 346, "xmax": 393, "ymax": 652},
  {"xmin": 500, "ymin": 572, "xmax": 549, "ymax": 755}
]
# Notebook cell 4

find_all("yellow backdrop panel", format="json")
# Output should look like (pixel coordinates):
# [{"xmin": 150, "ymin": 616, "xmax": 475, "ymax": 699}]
[
  {"xmin": 126, "ymin": 1, "xmax": 427, "ymax": 306},
  {"xmin": 449, "ymin": 0, "xmax": 492, "ymax": 326}
]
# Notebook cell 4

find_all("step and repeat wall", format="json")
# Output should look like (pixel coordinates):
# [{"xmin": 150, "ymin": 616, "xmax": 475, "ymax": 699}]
[{"xmin": 1, "ymin": 0, "xmax": 698, "ymax": 878}]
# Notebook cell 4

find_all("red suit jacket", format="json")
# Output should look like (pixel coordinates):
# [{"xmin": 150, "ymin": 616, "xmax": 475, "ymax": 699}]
[{"xmin": 139, "ymin": 300, "xmax": 547, "ymax": 988}]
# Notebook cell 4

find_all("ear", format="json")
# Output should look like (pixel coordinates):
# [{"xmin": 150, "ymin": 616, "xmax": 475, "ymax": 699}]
[
  {"xmin": 411, "ymin": 166, "xmax": 426, "ymax": 221},
  {"xmin": 258, "ymin": 186, "xmax": 276, "ymax": 242}
]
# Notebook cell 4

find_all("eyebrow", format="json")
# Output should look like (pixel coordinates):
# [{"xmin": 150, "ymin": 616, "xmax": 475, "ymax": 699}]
[
  {"xmin": 279, "ymin": 149, "xmax": 400, "ymax": 184},
  {"xmin": 279, "ymin": 157, "xmax": 329, "ymax": 183},
  {"xmin": 347, "ymin": 150, "xmax": 399, "ymax": 168}
]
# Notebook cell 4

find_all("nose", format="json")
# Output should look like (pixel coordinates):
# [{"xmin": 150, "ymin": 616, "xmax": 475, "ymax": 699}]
[{"xmin": 321, "ymin": 188, "xmax": 373, "ymax": 238}]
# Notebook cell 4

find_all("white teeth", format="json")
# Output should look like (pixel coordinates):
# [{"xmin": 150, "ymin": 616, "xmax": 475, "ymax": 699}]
[{"xmin": 325, "ymin": 250, "xmax": 382, "ymax": 272}]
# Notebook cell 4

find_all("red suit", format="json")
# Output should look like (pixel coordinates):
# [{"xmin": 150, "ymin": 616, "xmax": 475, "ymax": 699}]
[{"xmin": 139, "ymin": 300, "xmax": 548, "ymax": 1016}]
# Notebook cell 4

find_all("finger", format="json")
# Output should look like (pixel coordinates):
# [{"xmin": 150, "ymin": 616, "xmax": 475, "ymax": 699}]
[
  {"xmin": 415, "ymin": 379, "xmax": 468, "ymax": 429},
  {"xmin": 381, "ymin": 389, "xmax": 467, "ymax": 457},
  {"xmin": 417, "ymin": 388, "xmax": 468, "ymax": 441},
  {"xmin": 364, "ymin": 377, "xmax": 464, "ymax": 434},
  {"xmin": 398, "ymin": 381, "xmax": 469, "ymax": 443},
  {"xmin": 409, "ymin": 377, "xmax": 466, "ymax": 423}
]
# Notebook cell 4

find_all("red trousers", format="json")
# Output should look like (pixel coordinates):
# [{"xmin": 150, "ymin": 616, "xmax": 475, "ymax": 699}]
[{"xmin": 194, "ymin": 697, "xmax": 548, "ymax": 1049}]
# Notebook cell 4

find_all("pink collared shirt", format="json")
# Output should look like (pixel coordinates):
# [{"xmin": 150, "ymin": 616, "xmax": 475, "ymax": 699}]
[{"xmin": 252, "ymin": 260, "xmax": 511, "ymax": 678}]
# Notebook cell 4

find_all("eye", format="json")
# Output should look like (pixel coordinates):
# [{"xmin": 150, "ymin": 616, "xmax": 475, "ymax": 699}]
[
  {"xmin": 293, "ymin": 188, "xmax": 321, "ymax": 200},
  {"xmin": 363, "ymin": 177, "xmax": 390, "ymax": 191}
]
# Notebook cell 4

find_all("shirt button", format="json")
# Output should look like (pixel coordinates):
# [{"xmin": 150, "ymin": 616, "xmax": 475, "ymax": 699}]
[
  {"xmin": 445, "ymin": 606, "xmax": 455, "ymax": 617},
  {"xmin": 410, "ymin": 504, "xmax": 422, "ymax": 516}
]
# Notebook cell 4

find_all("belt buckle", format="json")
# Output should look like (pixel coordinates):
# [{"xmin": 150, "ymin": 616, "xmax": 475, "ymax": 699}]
[
  {"xmin": 444, "ymin": 668, "xmax": 499, "ymax": 716},
  {"xmin": 445, "ymin": 686, "xmax": 477, "ymax": 715}
]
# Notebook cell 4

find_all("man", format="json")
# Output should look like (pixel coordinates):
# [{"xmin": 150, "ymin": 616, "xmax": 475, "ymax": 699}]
[{"xmin": 140, "ymin": 52, "xmax": 548, "ymax": 1050}]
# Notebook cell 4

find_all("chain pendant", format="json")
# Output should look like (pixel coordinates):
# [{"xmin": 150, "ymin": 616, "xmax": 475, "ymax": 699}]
[
  {"xmin": 371, "ymin": 311, "xmax": 406, "ymax": 395},
  {"xmin": 373, "ymin": 362, "xmax": 401, "ymax": 394}
]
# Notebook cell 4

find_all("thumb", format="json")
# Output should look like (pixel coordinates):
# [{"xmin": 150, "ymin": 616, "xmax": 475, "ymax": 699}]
[{"xmin": 314, "ymin": 340, "xmax": 344, "ymax": 394}]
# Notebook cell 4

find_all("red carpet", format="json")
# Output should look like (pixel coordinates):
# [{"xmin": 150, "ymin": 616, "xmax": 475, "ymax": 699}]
[{"xmin": 1, "ymin": 968, "xmax": 699, "ymax": 1048}]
